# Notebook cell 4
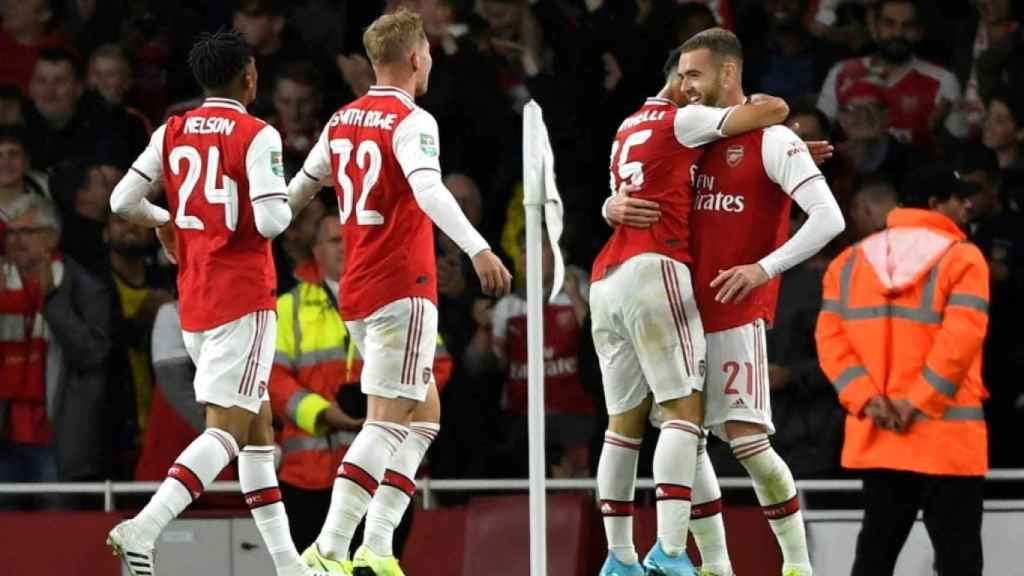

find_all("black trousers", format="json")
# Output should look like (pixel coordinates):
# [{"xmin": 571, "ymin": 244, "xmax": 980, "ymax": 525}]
[
  {"xmin": 851, "ymin": 470, "xmax": 983, "ymax": 576},
  {"xmin": 280, "ymin": 482, "xmax": 415, "ymax": 559}
]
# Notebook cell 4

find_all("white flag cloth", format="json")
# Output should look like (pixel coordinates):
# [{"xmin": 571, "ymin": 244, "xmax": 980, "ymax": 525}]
[{"xmin": 522, "ymin": 100, "xmax": 565, "ymax": 302}]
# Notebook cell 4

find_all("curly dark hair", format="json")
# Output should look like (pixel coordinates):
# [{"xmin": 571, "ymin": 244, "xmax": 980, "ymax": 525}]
[{"xmin": 187, "ymin": 29, "xmax": 253, "ymax": 92}]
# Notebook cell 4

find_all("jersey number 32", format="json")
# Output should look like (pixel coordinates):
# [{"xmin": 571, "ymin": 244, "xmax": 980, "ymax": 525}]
[{"xmin": 330, "ymin": 138, "xmax": 384, "ymax": 226}]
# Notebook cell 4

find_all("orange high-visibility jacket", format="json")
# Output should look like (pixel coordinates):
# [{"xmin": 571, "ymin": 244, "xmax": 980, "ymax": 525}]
[
  {"xmin": 816, "ymin": 208, "xmax": 989, "ymax": 476},
  {"xmin": 270, "ymin": 280, "xmax": 453, "ymax": 491}
]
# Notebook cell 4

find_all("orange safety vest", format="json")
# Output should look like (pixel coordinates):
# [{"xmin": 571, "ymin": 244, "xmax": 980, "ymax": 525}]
[
  {"xmin": 270, "ymin": 280, "xmax": 453, "ymax": 491},
  {"xmin": 816, "ymin": 208, "xmax": 989, "ymax": 477}
]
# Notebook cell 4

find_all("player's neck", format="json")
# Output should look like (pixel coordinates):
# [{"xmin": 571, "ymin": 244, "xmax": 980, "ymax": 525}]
[
  {"xmin": 721, "ymin": 89, "xmax": 746, "ymax": 108},
  {"xmin": 373, "ymin": 71, "xmax": 417, "ymax": 101},
  {"xmin": 203, "ymin": 91, "xmax": 247, "ymax": 107}
]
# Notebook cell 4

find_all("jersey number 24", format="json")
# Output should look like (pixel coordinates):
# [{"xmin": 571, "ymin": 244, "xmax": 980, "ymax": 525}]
[{"xmin": 170, "ymin": 145, "xmax": 239, "ymax": 231}]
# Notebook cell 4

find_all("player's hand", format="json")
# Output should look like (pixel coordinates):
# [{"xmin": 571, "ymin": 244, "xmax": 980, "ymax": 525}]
[
  {"xmin": 804, "ymin": 139, "xmax": 835, "ymax": 165},
  {"xmin": 472, "ymin": 249, "xmax": 512, "ymax": 297},
  {"xmin": 155, "ymin": 223, "xmax": 177, "ymax": 265},
  {"xmin": 890, "ymin": 398, "xmax": 919, "ymax": 433},
  {"xmin": 710, "ymin": 263, "xmax": 769, "ymax": 303},
  {"xmin": 606, "ymin": 182, "xmax": 659, "ymax": 228}
]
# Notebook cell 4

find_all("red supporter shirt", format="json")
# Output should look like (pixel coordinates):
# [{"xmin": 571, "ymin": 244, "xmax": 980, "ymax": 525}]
[
  {"xmin": 591, "ymin": 98, "xmax": 734, "ymax": 281},
  {"xmin": 818, "ymin": 56, "xmax": 962, "ymax": 146},
  {"xmin": 130, "ymin": 97, "xmax": 287, "ymax": 332},
  {"xmin": 0, "ymin": 30, "xmax": 64, "ymax": 94},
  {"xmin": 300, "ymin": 86, "xmax": 440, "ymax": 320},
  {"xmin": 492, "ymin": 285, "xmax": 593, "ymax": 415},
  {"xmin": 691, "ymin": 125, "xmax": 823, "ymax": 333}
]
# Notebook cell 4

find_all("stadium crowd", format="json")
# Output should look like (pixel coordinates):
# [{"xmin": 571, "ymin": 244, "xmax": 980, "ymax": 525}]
[{"xmin": 1, "ymin": 0, "xmax": 1023, "ymax": 510}]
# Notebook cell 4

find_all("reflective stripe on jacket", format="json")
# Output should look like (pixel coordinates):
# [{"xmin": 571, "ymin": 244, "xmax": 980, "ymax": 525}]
[
  {"xmin": 815, "ymin": 208, "xmax": 989, "ymax": 476},
  {"xmin": 271, "ymin": 281, "xmax": 452, "ymax": 490}
]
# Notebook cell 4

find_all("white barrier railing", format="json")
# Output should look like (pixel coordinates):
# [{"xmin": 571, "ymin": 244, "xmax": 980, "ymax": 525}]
[{"xmin": 0, "ymin": 469, "xmax": 1022, "ymax": 512}]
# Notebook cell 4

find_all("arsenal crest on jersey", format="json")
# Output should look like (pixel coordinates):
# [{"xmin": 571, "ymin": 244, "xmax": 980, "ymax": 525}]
[{"xmin": 726, "ymin": 145, "xmax": 744, "ymax": 167}]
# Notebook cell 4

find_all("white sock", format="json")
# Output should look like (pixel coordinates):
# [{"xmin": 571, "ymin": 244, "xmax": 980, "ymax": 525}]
[
  {"xmin": 316, "ymin": 421, "xmax": 409, "ymax": 560},
  {"xmin": 134, "ymin": 428, "xmax": 238, "ymax": 544},
  {"xmin": 691, "ymin": 437, "xmax": 733, "ymax": 575},
  {"xmin": 654, "ymin": 420, "xmax": 700, "ymax": 556},
  {"xmin": 364, "ymin": 421, "xmax": 439, "ymax": 557},
  {"xmin": 597, "ymin": 430, "xmax": 642, "ymax": 565},
  {"xmin": 731, "ymin": 434, "xmax": 811, "ymax": 575},
  {"xmin": 239, "ymin": 445, "xmax": 304, "ymax": 576}
]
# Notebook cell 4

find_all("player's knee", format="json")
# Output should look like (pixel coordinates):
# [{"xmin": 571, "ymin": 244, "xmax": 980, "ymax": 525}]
[
  {"xmin": 724, "ymin": 420, "xmax": 769, "ymax": 441},
  {"xmin": 657, "ymin": 393, "xmax": 703, "ymax": 426},
  {"xmin": 608, "ymin": 411, "xmax": 646, "ymax": 438}
]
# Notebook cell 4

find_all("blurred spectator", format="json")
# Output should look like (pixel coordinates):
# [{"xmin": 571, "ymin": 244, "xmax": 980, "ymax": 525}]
[
  {"xmin": 670, "ymin": 3, "xmax": 717, "ymax": 47},
  {"xmin": 952, "ymin": 0, "xmax": 1020, "ymax": 136},
  {"xmin": 957, "ymin": 143, "xmax": 1024, "ymax": 467},
  {"xmin": 738, "ymin": 0, "xmax": 838, "ymax": 105},
  {"xmin": 52, "ymin": 160, "xmax": 123, "ymax": 269},
  {"xmin": 0, "ymin": 84, "xmax": 28, "ymax": 124},
  {"xmin": 981, "ymin": 86, "xmax": 1024, "ymax": 171},
  {"xmin": 273, "ymin": 194, "xmax": 325, "ymax": 295},
  {"xmin": 268, "ymin": 61, "xmax": 323, "ymax": 177},
  {"xmin": 134, "ymin": 300, "xmax": 241, "ymax": 507},
  {"xmin": 0, "ymin": 125, "xmax": 48, "ymax": 206},
  {"xmin": 818, "ymin": 0, "xmax": 965, "ymax": 149},
  {"xmin": 87, "ymin": 44, "xmax": 153, "ymax": 134},
  {"xmin": 25, "ymin": 48, "xmax": 148, "ymax": 170},
  {"xmin": 0, "ymin": 126, "xmax": 49, "ymax": 252},
  {"xmin": 834, "ymin": 81, "xmax": 925, "ymax": 184},
  {"xmin": 233, "ymin": 0, "xmax": 309, "ymax": 118},
  {"xmin": 848, "ymin": 175, "xmax": 899, "ymax": 241},
  {"xmin": 95, "ymin": 215, "xmax": 175, "ymax": 443},
  {"xmin": 466, "ymin": 230, "xmax": 594, "ymax": 478},
  {"xmin": 0, "ymin": 0, "xmax": 64, "ymax": 93},
  {"xmin": 765, "ymin": 212, "xmax": 844, "ymax": 479},
  {"xmin": 57, "ymin": 0, "xmax": 123, "ymax": 57},
  {"xmin": 0, "ymin": 194, "xmax": 112, "ymax": 503}
]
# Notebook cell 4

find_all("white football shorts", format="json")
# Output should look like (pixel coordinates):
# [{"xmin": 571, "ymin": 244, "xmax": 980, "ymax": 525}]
[
  {"xmin": 703, "ymin": 319, "xmax": 775, "ymax": 440},
  {"xmin": 590, "ymin": 253, "xmax": 706, "ymax": 415},
  {"xmin": 182, "ymin": 309, "xmax": 275, "ymax": 415},
  {"xmin": 346, "ymin": 297, "xmax": 437, "ymax": 403}
]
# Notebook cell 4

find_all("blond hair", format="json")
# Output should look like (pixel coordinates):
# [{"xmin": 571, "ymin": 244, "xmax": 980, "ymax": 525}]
[{"xmin": 362, "ymin": 8, "xmax": 426, "ymax": 67}]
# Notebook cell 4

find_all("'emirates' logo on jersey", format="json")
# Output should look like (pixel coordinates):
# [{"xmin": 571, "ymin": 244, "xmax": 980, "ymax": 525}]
[{"xmin": 726, "ymin": 145, "xmax": 745, "ymax": 167}]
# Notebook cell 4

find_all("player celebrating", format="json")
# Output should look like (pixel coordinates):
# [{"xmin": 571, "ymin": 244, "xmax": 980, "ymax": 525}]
[
  {"xmin": 286, "ymin": 9, "xmax": 510, "ymax": 576},
  {"xmin": 609, "ymin": 29, "xmax": 845, "ymax": 576},
  {"xmin": 590, "ymin": 34, "xmax": 791, "ymax": 576},
  {"xmin": 105, "ymin": 31, "xmax": 329, "ymax": 576}
]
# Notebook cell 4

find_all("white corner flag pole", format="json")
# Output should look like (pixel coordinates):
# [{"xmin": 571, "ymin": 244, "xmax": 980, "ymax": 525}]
[{"xmin": 522, "ymin": 100, "xmax": 566, "ymax": 576}]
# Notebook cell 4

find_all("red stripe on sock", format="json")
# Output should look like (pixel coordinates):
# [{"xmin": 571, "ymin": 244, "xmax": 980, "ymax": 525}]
[
  {"xmin": 690, "ymin": 498, "xmax": 723, "ymax": 519},
  {"xmin": 382, "ymin": 470, "xmax": 417, "ymax": 498},
  {"xmin": 339, "ymin": 462, "xmax": 378, "ymax": 496},
  {"xmin": 604, "ymin": 437, "xmax": 641, "ymax": 451},
  {"xmin": 733, "ymin": 442, "xmax": 772, "ymax": 461},
  {"xmin": 655, "ymin": 484, "xmax": 692, "ymax": 501},
  {"xmin": 663, "ymin": 421, "xmax": 702, "ymax": 437},
  {"xmin": 244, "ymin": 486, "xmax": 282, "ymax": 509},
  {"xmin": 599, "ymin": 500, "xmax": 634, "ymax": 516},
  {"xmin": 167, "ymin": 463, "xmax": 204, "ymax": 500},
  {"xmin": 763, "ymin": 495, "xmax": 801, "ymax": 520},
  {"xmin": 207, "ymin": 429, "xmax": 237, "ymax": 460}
]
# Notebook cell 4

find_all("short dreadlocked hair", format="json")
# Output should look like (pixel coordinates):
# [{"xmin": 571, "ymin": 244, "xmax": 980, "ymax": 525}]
[{"xmin": 187, "ymin": 30, "xmax": 253, "ymax": 91}]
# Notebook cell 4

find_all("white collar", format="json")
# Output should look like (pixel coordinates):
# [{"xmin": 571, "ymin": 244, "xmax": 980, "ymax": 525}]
[{"xmin": 201, "ymin": 97, "xmax": 247, "ymax": 113}]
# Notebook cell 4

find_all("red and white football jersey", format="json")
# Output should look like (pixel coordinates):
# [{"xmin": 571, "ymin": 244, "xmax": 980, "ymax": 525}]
[
  {"xmin": 691, "ymin": 125, "xmax": 823, "ymax": 333},
  {"xmin": 131, "ymin": 97, "xmax": 287, "ymax": 332},
  {"xmin": 492, "ymin": 283, "xmax": 593, "ymax": 415},
  {"xmin": 300, "ymin": 86, "xmax": 440, "ymax": 320},
  {"xmin": 591, "ymin": 98, "xmax": 733, "ymax": 281},
  {"xmin": 818, "ymin": 56, "xmax": 962, "ymax": 145}
]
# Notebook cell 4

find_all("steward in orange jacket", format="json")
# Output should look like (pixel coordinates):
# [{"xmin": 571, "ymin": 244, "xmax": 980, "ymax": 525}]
[{"xmin": 816, "ymin": 165, "xmax": 988, "ymax": 576}]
